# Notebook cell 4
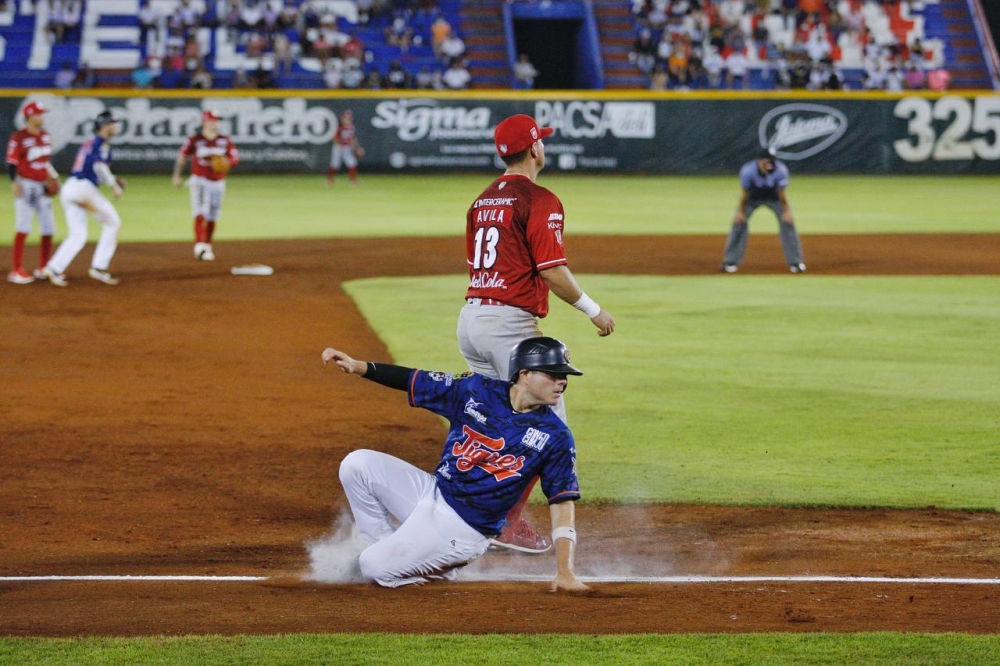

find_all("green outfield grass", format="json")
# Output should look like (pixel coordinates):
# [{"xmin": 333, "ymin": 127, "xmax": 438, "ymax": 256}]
[
  {"xmin": 2, "ymin": 633, "xmax": 998, "ymax": 665},
  {"xmin": 345, "ymin": 275, "xmax": 1000, "ymax": 510},
  {"xmin": 1, "ymin": 174, "xmax": 998, "ymax": 245}
]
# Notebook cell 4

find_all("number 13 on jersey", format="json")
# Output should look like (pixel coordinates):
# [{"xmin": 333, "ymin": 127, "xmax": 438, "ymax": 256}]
[{"xmin": 472, "ymin": 207, "xmax": 505, "ymax": 270}]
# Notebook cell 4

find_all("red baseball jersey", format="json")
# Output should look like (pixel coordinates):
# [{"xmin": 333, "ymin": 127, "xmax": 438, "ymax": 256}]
[
  {"xmin": 334, "ymin": 124, "xmax": 356, "ymax": 146},
  {"xmin": 6, "ymin": 128, "xmax": 53, "ymax": 181},
  {"xmin": 179, "ymin": 133, "xmax": 238, "ymax": 180},
  {"xmin": 465, "ymin": 174, "xmax": 568, "ymax": 318}
]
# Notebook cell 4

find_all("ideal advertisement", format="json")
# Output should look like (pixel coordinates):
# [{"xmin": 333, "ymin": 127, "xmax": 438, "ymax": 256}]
[{"xmin": 3, "ymin": 93, "xmax": 998, "ymax": 175}]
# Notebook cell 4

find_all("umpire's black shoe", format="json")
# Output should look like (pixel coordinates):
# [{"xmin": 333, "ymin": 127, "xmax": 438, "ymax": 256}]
[{"xmin": 789, "ymin": 263, "xmax": 807, "ymax": 274}]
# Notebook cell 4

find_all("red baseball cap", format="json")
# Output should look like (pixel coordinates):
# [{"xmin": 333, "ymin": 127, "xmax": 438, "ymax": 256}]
[
  {"xmin": 23, "ymin": 101, "xmax": 47, "ymax": 118},
  {"xmin": 494, "ymin": 114, "xmax": 553, "ymax": 156},
  {"xmin": 202, "ymin": 109, "xmax": 222, "ymax": 122}
]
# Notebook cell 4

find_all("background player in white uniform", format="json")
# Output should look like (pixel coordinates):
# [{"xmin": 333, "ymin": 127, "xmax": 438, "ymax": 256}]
[
  {"xmin": 323, "ymin": 337, "xmax": 589, "ymax": 591},
  {"xmin": 327, "ymin": 110, "xmax": 363, "ymax": 187},
  {"xmin": 172, "ymin": 110, "xmax": 239, "ymax": 261},
  {"xmin": 456, "ymin": 114, "xmax": 615, "ymax": 554},
  {"xmin": 6, "ymin": 101, "xmax": 59, "ymax": 284},
  {"xmin": 43, "ymin": 111, "xmax": 125, "ymax": 287}
]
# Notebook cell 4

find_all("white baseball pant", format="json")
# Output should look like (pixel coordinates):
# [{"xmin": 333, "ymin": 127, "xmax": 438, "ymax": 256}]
[
  {"xmin": 457, "ymin": 300, "xmax": 567, "ymax": 422},
  {"xmin": 13, "ymin": 178, "xmax": 57, "ymax": 235},
  {"xmin": 339, "ymin": 449, "xmax": 489, "ymax": 588},
  {"xmin": 48, "ymin": 177, "xmax": 121, "ymax": 273},
  {"xmin": 188, "ymin": 176, "xmax": 226, "ymax": 221},
  {"xmin": 329, "ymin": 144, "xmax": 357, "ymax": 170}
]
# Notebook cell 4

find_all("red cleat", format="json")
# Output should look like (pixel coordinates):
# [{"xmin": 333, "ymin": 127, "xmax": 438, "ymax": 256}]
[{"xmin": 489, "ymin": 518, "xmax": 552, "ymax": 554}]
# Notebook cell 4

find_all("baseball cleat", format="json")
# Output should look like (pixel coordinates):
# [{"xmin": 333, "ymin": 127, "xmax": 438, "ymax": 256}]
[
  {"xmin": 489, "ymin": 519, "xmax": 553, "ymax": 554},
  {"xmin": 789, "ymin": 263, "xmax": 807, "ymax": 273},
  {"xmin": 33, "ymin": 268, "xmax": 48, "ymax": 280},
  {"xmin": 7, "ymin": 268, "xmax": 36, "ymax": 284},
  {"xmin": 720, "ymin": 263, "xmax": 738, "ymax": 273},
  {"xmin": 88, "ymin": 267, "xmax": 120, "ymax": 285},
  {"xmin": 200, "ymin": 244, "xmax": 215, "ymax": 261},
  {"xmin": 42, "ymin": 266, "xmax": 68, "ymax": 287}
]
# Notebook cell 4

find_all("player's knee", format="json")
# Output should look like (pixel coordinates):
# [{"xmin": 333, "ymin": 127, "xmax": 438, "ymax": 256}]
[{"xmin": 339, "ymin": 449, "xmax": 374, "ymax": 485}]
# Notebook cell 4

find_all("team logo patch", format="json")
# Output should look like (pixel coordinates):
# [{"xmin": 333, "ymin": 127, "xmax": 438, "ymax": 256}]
[
  {"xmin": 521, "ymin": 427, "xmax": 550, "ymax": 452},
  {"xmin": 452, "ymin": 371, "xmax": 474, "ymax": 380},
  {"xmin": 452, "ymin": 425, "xmax": 524, "ymax": 482},
  {"xmin": 499, "ymin": 143, "xmax": 508, "ymax": 155},
  {"xmin": 464, "ymin": 398, "xmax": 488, "ymax": 425},
  {"xmin": 530, "ymin": 127, "xmax": 538, "ymax": 139}
]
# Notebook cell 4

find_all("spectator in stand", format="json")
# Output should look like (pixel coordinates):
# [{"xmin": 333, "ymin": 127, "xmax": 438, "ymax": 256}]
[
  {"xmin": 385, "ymin": 11, "xmax": 413, "ymax": 53},
  {"xmin": 885, "ymin": 65, "xmax": 904, "ymax": 91},
  {"xmin": 241, "ymin": 0, "xmax": 264, "ymax": 32},
  {"xmin": 251, "ymin": 63, "xmax": 274, "ymax": 88},
  {"xmin": 385, "ymin": 60, "xmax": 412, "ymax": 88},
  {"xmin": 274, "ymin": 32, "xmax": 293, "ymax": 74},
  {"xmin": 431, "ymin": 15, "xmax": 451, "ymax": 59},
  {"xmin": 342, "ymin": 62, "xmax": 365, "ymax": 89},
  {"xmin": 514, "ymin": 53, "xmax": 538, "ymax": 89},
  {"xmin": 233, "ymin": 67, "xmax": 251, "ymax": 89},
  {"xmin": 363, "ymin": 69, "xmax": 383, "ymax": 89},
  {"xmin": 703, "ymin": 45, "xmax": 725, "ymax": 88},
  {"xmin": 904, "ymin": 63, "xmax": 925, "ymax": 90},
  {"xmin": 132, "ymin": 59, "xmax": 156, "ymax": 89},
  {"xmin": 190, "ymin": 61, "xmax": 213, "ymax": 89},
  {"xmin": 667, "ymin": 36, "xmax": 691, "ymax": 88},
  {"xmin": 630, "ymin": 28, "xmax": 657, "ymax": 75},
  {"xmin": 717, "ymin": 0, "xmax": 744, "ymax": 29},
  {"xmin": 323, "ymin": 61, "xmax": 343, "ymax": 88},
  {"xmin": 48, "ymin": 1, "xmax": 66, "ymax": 42},
  {"xmin": 54, "ymin": 62, "xmax": 76, "ymax": 90},
  {"xmin": 246, "ymin": 31, "xmax": 268, "ymax": 58},
  {"xmin": 61, "ymin": 0, "xmax": 81, "ymax": 42},
  {"xmin": 415, "ymin": 65, "xmax": 435, "ymax": 89},
  {"xmin": 926, "ymin": 66, "xmax": 950, "ymax": 91},
  {"xmin": 442, "ymin": 58, "xmax": 471, "ymax": 90},
  {"xmin": 726, "ymin": 48, "xmax": 749, "ymax": 89},
  {"xmin": 439, "ymin": 28, "xmax": 466, "ymax": 64},
  {"xmin": 343, "ymin": 33, "xmax": 364, "ymax": 65},
  {"xmin": 74, "ymin": 61, "xmax": 96, "ymax": 88},
  {"xmin": 223, "ymin": 0, "xmax": 242, "ymax": 40},
  {"xmin": 139, "ymin": 0, "xmax": 160, "ymax": 48},
  {"xmin": 183, "ymin": 34, "xmax": 202, "ymax": 71},
  {"xmin": 650, "ymin": 64, "xmax": 669, "ymax": 90}
]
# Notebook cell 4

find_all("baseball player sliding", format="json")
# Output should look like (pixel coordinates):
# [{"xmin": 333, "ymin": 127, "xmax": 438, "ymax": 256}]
[
  {"xmin": 6, "ymin": 101, "xmax": 59, "ymax": 284},
  {"xmin": 43, "ymin": 110, "xmax": 126, "ymax": 287},
  {"xmin": 172, "ymin": 110, "xmax": 239, "ymax": 261},
  {"xmin": 457, "ymin": 113, "xmax": 615, "ymax": 554},
  {"xmin": 323, "ymin": 337, "xmax": 589, "ymax": 591}
]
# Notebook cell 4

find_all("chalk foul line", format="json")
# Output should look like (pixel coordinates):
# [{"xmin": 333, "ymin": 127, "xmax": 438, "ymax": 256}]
[{"xmin": 1, "ymin": 574, "xmax": 999, "ymax": 585}]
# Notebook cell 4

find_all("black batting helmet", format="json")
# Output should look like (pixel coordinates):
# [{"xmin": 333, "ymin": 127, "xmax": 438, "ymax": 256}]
[
  {"xmin": 93, "ymin": 110, "xmax": 118, "ymax": 132},
  {"xmin": 507, "ymin": 337, "xmax": 583, "ymax": 382}
]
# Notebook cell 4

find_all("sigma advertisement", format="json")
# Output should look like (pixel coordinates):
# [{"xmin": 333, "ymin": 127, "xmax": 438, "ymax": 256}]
[{"xmin": 3, "ymin": 93, "xmax": 998, "ymax": 175}]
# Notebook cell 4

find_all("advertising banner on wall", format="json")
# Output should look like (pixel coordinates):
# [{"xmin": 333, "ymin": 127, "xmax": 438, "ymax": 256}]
[{"xmin": 2, "ymin": 93, "xmax": 998, "ymax": 175}]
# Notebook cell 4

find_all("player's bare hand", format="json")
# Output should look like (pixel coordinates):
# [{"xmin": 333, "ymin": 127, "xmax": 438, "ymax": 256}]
[
  {"xmin": 550, "ymin": 572, "xmax": 590, "ymax": 594},
  {"xmin": 111, "ymin": 184, "xmax": 124, "ymax": 199},
  {"xmin": 781, "ymin": 212, "xmax": 795, "ymax": 224},
  {"xmin": 322, "ymin": 348, "xmax": 364, "ymax": 375},
  {"xmin": 733, "ymin": 210, "xmax": 747, "ymax": 224},
  {"xmin": 591, "ymin": 309, "xmax": 615, "ymax": 337},
  {"xmin": 172, "ymin": 175, "xmax": 183, "ymax": 188},
  {"xmin": 11, "ymin": 181, "xmax": 22, "ymax": 198}
]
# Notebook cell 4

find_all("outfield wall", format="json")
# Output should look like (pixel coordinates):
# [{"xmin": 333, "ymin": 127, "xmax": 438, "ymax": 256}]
[{"xmin": 3, "ymin": 91, "xmax": 999, "ymax": 175}]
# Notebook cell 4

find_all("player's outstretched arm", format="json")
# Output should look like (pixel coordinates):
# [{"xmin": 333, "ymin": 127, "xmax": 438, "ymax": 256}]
[
  {"xmin": 541, "ymin": 265, "xmax": 615, "ymax": 337},
  {"xmin": 322, "ymin": 348, "xmax": 368, "ymax": 375},
  {"xmin": 549, "ymin": 500, "xmax": 589, "ymax": 593}
]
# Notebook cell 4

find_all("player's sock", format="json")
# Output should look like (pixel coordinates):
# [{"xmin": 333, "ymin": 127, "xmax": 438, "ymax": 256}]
[
  {"xmin": 12, "ymin": 232, "xmax": 27, "ymax": 270},
  {"xmin": 39, "ymin": 235, "xmax": 52, "ymax": 267},
  {"xmin": 205, "ymin": 221, "xmax": 216, "ymax": 243},
  {"xmin": 194, "ymin": 215, "xmax": 205, "ymax": 243},
  {"xmin": 348, "ymin": 167, "xmax": 358, "ymax": 183},
  {"xmin": 502, "ymin": 476, "xmax": 540, "ymax": 528}
]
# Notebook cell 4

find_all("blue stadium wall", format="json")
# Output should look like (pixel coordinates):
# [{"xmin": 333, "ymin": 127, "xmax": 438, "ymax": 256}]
[{"xmin": 2, "ymin": 90, "xmax": 999, "ymax": 175}]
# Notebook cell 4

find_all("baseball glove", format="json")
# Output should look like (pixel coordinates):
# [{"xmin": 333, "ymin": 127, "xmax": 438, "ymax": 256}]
[
  {"xmin": 211, "ymin": 154, "xmax": 231, "ymax": 174},
  {"xmin": 43, "ymin": 178, "xmax": 61, "ymax": 197}
]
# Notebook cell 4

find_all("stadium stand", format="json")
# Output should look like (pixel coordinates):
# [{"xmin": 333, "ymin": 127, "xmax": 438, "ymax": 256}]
[{"xmin": 0, "ymin": 0, "xmax": 995, "ymax": 90}]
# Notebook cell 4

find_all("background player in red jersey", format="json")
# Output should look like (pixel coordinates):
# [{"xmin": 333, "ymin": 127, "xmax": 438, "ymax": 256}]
[
  {"xmin": 456, "ymin": 113, "xmax": 615, "ymax": 554},
  {"xmin": 172, "ymin": 109, "xmax": 239, "ymax": 261},
  {"xmin": 327, "ymin": 109, "xmax": 363, "ymax": 187},
  {"xmin": 6, "ymin": 101, "xmax": 60, "ymax": 284}
]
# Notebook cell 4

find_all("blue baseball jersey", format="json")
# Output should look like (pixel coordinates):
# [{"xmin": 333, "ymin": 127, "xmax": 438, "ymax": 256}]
[
  {"xmin": 70, "ymin": 136, "xmax": 112, "ymax": 186},
  {"xmin": 739, "ymin": 159, "xmax": 789, "ymax": 201},
  {"xmin": 407, "ymin": 370, "xmax": 580, "ymax": 536}
]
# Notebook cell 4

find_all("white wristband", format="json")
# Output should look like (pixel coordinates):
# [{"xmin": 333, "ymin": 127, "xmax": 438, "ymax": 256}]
[
  {"xmin": 551, "ymin": 526, "xmax": 577, "ymax": 544},
  {"xmin": 571, "ymin": 292, "xmax": 601, "ymax": 318}
]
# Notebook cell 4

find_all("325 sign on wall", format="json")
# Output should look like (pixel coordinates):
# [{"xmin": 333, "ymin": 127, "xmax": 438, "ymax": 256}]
[{"xmin": 893, "ymin": 96, "xmax": 1000, "ymax": 162}]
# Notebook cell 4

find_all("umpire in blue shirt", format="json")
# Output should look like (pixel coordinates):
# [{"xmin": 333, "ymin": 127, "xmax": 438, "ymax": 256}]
[{"xmin": 720, "ymin": 149, "xmax": 806, "ymax": 274}]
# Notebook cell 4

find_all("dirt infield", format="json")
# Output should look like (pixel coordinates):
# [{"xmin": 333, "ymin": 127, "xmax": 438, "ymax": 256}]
[{"xmin": 1, "ymin": 234, "xmax": 998, "ymax": 637}]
